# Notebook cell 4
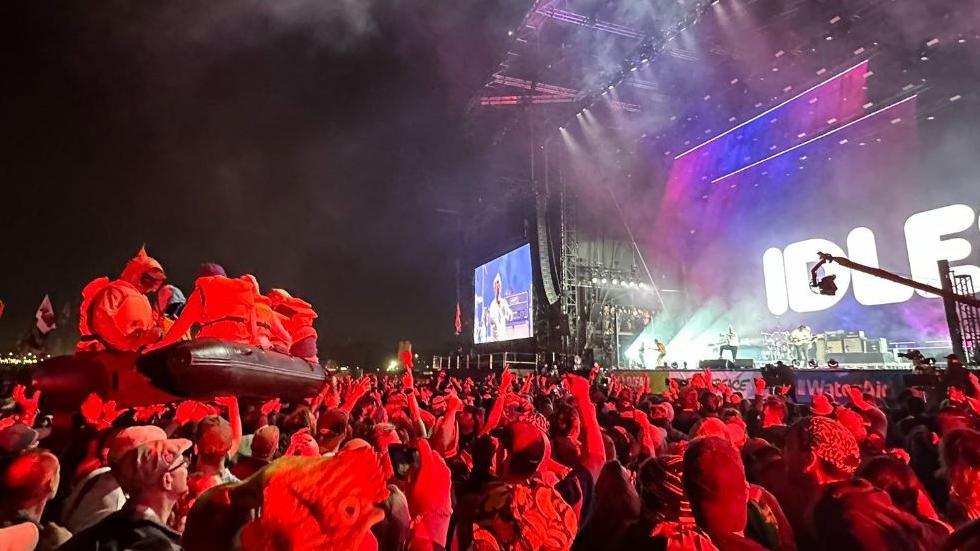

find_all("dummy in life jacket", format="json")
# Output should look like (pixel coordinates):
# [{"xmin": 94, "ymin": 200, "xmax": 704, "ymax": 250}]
[
  {"xmin": 77, "ymin": 247, "xmax": 166, "ymax": 353},
  {"xmin": 147, "ymin": 273, "xmax": 257, "ymax": 352},
  {"xmin": 267, "ymin": 289, "xmax": 318, "ymax": 363},
  {"xmin": 244, "ymin": 275, "xmax": 291, "ymax": 353}
]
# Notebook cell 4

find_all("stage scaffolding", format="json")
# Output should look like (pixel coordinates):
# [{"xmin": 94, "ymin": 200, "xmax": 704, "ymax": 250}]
[{"xmin": 952, "ymin": 271, "xmax": 980, "ymax": 365}]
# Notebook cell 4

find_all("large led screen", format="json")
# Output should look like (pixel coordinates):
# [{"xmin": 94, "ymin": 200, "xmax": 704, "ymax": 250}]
[{"xmin": 474, "ymin": 243, "xmax": 534, "ymax": 344}]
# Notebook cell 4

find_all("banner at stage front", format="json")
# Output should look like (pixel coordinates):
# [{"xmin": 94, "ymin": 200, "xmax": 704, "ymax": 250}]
[
  {"xmin": 667, "ymin": 370, "xmax": 760, "ymax": 399},
  {"xmin": 614, "ymin": 371, "xmax": 671, "ymax": 395},
  {"xmin": 793, "ymin": 370, "xmax": 910, "ymax": 404}
]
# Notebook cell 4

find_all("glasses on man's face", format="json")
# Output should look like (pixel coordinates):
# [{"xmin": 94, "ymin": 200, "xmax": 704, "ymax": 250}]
[{"xmin": 167, "ymin": 458, "xmax": 189, "ymax": 473}]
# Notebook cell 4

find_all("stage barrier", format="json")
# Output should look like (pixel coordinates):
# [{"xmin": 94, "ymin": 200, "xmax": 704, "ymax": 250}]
[{"xmin": 618, "ymin": 369, "xmax": 913, "ymax": 404}]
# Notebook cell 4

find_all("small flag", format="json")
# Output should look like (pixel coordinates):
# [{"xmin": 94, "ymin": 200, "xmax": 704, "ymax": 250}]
[
  {"xmin": 35, "ymin": 295, "xmax": 57, "ymax": 334},
  {"xmin": 454, "ymin": 302, "xmax": 462, "ymax": 335}
]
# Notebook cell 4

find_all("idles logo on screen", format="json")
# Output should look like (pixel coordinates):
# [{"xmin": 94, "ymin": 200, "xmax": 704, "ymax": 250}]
[{"xmin": 762, "ymin": 204, "xmax": 980, "ymax": 314}]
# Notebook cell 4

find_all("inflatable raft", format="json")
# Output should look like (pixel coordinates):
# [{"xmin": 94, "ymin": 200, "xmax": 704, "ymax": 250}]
[{"xmin": 33, "ymin": 339, "xmax": 326, "ymax": 409}]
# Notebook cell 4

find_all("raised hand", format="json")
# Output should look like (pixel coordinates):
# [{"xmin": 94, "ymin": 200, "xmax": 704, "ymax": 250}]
[
  {"xmin": 12, "ymin": 385, "xmax": 41, "ymax": 426},
  {"xmin": 81, "ymin": 393, "xmax": 126, "ymax": 429},
  {"xmin": 260, "ymin": 398, "xmax": 282, "ymax": 415},
  {"xmin": 343, "ymin": 377, "xmax": 372, "ymax": 410},
  {"xmin": 402, "ymin": 366, "xmax": 415, "ymax": 390},
  {"xmin": 101, "ymin": 400, "xmax": 125, "ymax": 427},
  {"xmin": 174, "ymin": 400, "xmax": 214, "ymax": 424},
  {"xmin": 213, "ymin": 395, "xmax": 239, "ymax": 411},
  {"xmin": 498, "ymin": 365, "xmax": 514, "ymax": 395},
  {"xmin": 133, "ymin": 404, "xmax": 167, "ymax": 422},
  {"xmin": 563, "ymin": 373, "xmax": 591, "ymax": 401},
  {"xmin": 519, "ymin": 374, "xmax": 533, "ymax": 395},
  {"xmin": 445, "ymin": 388, "xmax": 464, "ymax": 411},
  {"xmin": 81, "ymin": 393, "xmax": 106, "ymax": 428}
]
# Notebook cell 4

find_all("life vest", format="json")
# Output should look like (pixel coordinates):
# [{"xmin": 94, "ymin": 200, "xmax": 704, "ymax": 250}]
[
  {"xmin": 274, "ymin": 296, "xmax": 318, "ymax": 344},
  {"xmin": 254, "ymin": 297, "xmax": 291, "ymax": 351},
  {"xmin": 76, "ymin": 277, "xmax": 155, "ymax": 353},
  {"xmin": 78, "ymin": 277, "xmax": 111, "ymax": 347},
  {"xmin": 194, "ymin": 276, "xmax": 256, "ymax": 344}
]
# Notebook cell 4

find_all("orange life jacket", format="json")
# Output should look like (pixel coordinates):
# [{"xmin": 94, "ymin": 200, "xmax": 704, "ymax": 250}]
[
  {"xmin": 254, "ymin": 297, "xmax": 291, "ymax": 352},
  {"xmin": 274, "ymin": 296, "xmax": 318, "ymax": 343},
  {"xmin": 194, "ymin": 276, "xmax": 256, "ymax": 344},
  {"xmin": 76, "ymin": 277, "xmax": 155, "ymax": 353}
]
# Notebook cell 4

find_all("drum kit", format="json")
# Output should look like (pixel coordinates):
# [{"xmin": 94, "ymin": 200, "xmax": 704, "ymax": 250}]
[{"xmin": 761, "ymin": 330, "xmax": 793, "ymax": 362}]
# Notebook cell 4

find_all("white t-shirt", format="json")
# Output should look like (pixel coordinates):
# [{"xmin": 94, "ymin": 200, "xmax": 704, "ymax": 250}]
[
  {"xmin": 60, "ymin": 467, "xmax": 126, "ymax": 533},
  {"xmin": 487, "ymin": 297, "xmax": 513, "ymax": 341}
]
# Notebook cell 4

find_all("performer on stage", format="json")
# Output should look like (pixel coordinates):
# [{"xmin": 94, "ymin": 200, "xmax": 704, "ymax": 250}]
[
  {"xmin": 655, "ymin": 339, "xmax": 667, "ymax": 366},
  {"xmin": 719, "ymin": 325, "xmax": 738, "ymax": 360},
  {"xmin": 486, "ymin": 273, "xmax": 512, "ymax": 341},
  {"xmin": 789, "ymin": 324, "xmax": 815, "ymax": 364}
]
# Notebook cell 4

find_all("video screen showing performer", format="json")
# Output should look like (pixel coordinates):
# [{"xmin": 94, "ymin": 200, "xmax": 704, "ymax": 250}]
[{"xmin": 474, "ymin": 244, "xmax": 534, "ymax": 344}]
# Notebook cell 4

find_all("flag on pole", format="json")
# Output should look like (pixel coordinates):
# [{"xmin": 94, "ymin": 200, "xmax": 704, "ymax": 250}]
[
  {"xmin": 454, "ymin": 302, "xmax": 462, "ymax": 336},
  {"xmin": 35, "ymin": 295, "xmax": 57, "ymax": 335}
]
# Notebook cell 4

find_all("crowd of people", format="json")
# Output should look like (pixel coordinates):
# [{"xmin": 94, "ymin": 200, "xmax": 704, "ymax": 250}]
[{"xmin": 1, "ymin": 357, "xmax": 979, "ymax": 551}]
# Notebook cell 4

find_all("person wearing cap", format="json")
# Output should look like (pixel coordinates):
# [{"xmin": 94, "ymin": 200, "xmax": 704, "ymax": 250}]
[
  {"xmin": 60, "ymin": 425, "xmax": 167, "ymax": 533},
  {"xmin": 59, "ymin": 438, "xmax": 190, "ymax": 551},
  {"xmin": 0, "ymin": 449, "xmax": 72, "ymax": 551},
  {"xmin": 230, "ymin": 425, "xmax": 279, "ymax": 480},
  {"xmin": 153, "ymin": 284, "xmax": 188, "ymax": 338},
  {"xmin": 191, "ymin": 414, "xmax": 241, "ymax": 486},
  {"xmin": 316, "ymin": 408, "xmax": 350, "ymax": 456},
  {"xmin": 76, "ymin": 247, "xmax": 166, "ymax": 353},
  {"xmin": 0, "ymin": 424, "xmax": 40, "ymax": 458}
]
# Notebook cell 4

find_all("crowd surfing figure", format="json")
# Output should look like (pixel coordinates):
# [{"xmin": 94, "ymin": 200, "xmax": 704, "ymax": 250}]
[
  {"xmin": 76, "ymin": 248, "xmax": 319, "ymax": 363},
  {"xmin": 1, "ymin": 364, "xmax": 980, "ymax": 551}
]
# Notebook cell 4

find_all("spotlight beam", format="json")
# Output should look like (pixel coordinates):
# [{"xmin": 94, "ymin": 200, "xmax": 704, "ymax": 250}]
[
  {"xmin": 710, "ymin": 94, "xmax": 916, "ymax": 184},
  {"xmin": 675, "ymin": 59, "xmax": 870, "ymax": 160}
]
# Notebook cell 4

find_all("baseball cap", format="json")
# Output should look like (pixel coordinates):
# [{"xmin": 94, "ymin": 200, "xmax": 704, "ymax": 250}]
[
  {"xmin": 316, "ymin": 409, "xmax": 349, "ymax": 437},
  {"xmin": 0, "ymin": 424, "xmax": 39, "ymax": 456},
  {"xmin": 107, "ymin": 425, "xmax": 168, "ymax": 466},
  {"xmin": 811, "ymin": 393, "xmax": 834, "ymax": 416},
  {"xmin": 196, "ymin": 415, "xmax": 233, "ymax": 456},
  {"xmin": 113, "ymin": 438, "xmax": 192, "ymax": 495},
  {"xmin": 249, "ymin": 425, "xmax": 280, "ymax": 460}
]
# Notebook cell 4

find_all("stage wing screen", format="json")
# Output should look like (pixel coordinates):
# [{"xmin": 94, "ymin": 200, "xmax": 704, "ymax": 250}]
[{"xmin": 474, "ymin": 243, "xmax": 534, "ymax": 344}]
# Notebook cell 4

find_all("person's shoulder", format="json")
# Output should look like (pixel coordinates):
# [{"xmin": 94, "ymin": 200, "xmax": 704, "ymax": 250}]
[{"xmin": 62, "ymin": 510, "xmax": 180, "ymax": 551}]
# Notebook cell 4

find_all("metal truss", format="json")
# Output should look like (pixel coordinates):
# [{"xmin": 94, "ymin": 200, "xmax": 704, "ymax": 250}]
[
  {"xmin": 480, "ymin": 76, "xmax": 641, "ymax": 111},
  {"xmin": 534, "ymin": 6, "xmax": 645, "ymax": 40}
]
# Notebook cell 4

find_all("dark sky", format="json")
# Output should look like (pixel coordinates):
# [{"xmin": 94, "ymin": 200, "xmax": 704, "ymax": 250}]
[{"xmin": 0, "ymin": 1, "xmax": 522, "ymax": 356}]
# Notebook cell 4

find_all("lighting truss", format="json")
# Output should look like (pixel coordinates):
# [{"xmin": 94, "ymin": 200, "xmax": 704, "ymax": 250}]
[{"xmin": 535, "ymin": 7, "xmax": 646, "ymax": 40}]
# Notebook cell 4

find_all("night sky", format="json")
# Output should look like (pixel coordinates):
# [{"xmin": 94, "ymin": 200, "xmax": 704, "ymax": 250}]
[{"xmin": 0, "ymin": 1, "xmax": 523, "ymax": 359}]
